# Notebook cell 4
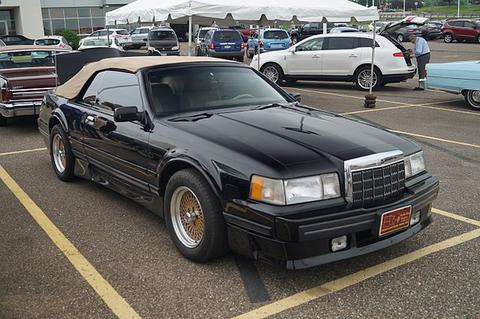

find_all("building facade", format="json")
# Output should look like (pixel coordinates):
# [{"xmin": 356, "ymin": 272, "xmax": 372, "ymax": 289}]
[
  {"xmin": 0, "ymin": 0, "xmax": 44, "ymax": 38},
  {"xmin": 41, "ymin": 0, "xmax": 135, "ymax": 36}
]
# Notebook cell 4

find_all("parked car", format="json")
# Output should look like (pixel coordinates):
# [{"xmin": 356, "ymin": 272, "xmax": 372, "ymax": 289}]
[
  {"xmin": 80, "ymin": 29, "xmax": 132, "ymax": 47},
  {"xmin": 228, "ymin": 25, "xmax": 254, "ymax": 42},
  {"xmin": 289, "ymin": 23, "xmax": 333, "ymax": 44},
  {"xmin": 441, "ymin": 19, "xmax": 480, "ymax": 43},
  {"xmin": 246, "ymin": 28, "xmax": 290, "ymax": 58},
  {"xmin": 130, "ymin": 26, "xmax": 154, "ymax": 49},
  {"xmin": 251, "ymin": 33, "xmax": 416, "ymax": 90},
  {"xmin": 195, "ymin": 27, "xmax": 218, "ymax": 56},
  {"xmin": 34, "ymin": 36, "xmax": 72, "ymax": 50},
  {"xmin": 0, "ymin": 35, "xmax": 34, "ymax": 45},
  {"xmin": 330, "ymin": 27, "xmax": 360, "ymax": 33},
  {"xmin": 146, "ymin": 27, "xmax": 180, "ymax": 56},
  {"xmin": 201, "ymin": 29, "xmax": 245, "ymax": 62},
  {"xmin": 39, "ymin": 56, "xmax": 439, "ymax": 269},
  {"xmin": 426, "ymin": 61, "xmax": 480, "ymax": 110},
  {"xmin": 385, "ymin": 24, "xmax": 423, "ymax": 42},
  {"xmin": 368, "ymin": 21, "xmax": 390, "ymax": 32},
  {"xmin": 0, "ymin": 46, "xmax": 70, "ymax": 125},
  {"xmin": 78, "ymin": 37, "xmax": 123, "ymax": 51},
  {"xmin": 419, "ymin": 23, "xmax": 443, "ymax": 40}
]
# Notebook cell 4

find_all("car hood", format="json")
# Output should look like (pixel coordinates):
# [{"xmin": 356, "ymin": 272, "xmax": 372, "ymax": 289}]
[{"xmin": 166, "ymin": 107, "xmax": 419, "ymax": 174}]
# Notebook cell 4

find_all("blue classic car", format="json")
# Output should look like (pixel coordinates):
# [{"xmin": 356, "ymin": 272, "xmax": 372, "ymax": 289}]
[
  {"xmin": 246, "ymin": 28, "xmax": 291, "ymax": 58},
  {"xmin": 426, "ymin": 61, "xmax": 480, "ymax": 110}
]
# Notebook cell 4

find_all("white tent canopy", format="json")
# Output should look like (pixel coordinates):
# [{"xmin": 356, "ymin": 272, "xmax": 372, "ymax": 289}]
[{"xmin": 106, "ymin": 0, "xmax": 379, "ymax": 26}]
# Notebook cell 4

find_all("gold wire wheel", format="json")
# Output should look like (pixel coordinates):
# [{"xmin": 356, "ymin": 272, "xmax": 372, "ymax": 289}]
[{"xmin": 170, "ymin": 186, "xmax": 205, "ymax": 248}]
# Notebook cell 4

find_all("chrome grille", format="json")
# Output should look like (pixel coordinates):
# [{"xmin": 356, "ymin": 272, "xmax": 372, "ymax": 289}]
[{"xmin": 351, "ymin": 161, "xmax": 405, "ymax": 208}]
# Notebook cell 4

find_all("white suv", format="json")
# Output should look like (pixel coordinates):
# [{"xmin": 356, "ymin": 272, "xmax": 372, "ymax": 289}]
[
  {"xmin": 80, "ymin": 29, "xmax": 132, "ymax": 47},
  {"xmin": 250, "ymin": 33, "xmax": 416, "ymax": 90}
]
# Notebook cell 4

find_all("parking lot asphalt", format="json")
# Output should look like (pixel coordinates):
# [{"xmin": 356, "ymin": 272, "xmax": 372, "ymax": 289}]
[{"xmin": 1, "ymin": 40, "xmax": 479, "ymax": 319}]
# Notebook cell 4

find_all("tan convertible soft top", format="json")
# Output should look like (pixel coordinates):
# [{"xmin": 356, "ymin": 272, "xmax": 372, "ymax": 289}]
[{"xmin": 55, "ymin": 56, "xmax": 235, "ymax": 99}]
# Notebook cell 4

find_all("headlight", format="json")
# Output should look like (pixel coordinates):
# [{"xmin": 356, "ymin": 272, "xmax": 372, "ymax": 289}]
[
  {"xmin": 404, "ymin": 151, "xmax": 426, "ymax": 178},
  {"xmin": 249, "ymin": 174, "xmax": 341, "ymax": 205},
  {"xmin": 172, "ymin": 46, "xmax": 179, "ymax": 50}
]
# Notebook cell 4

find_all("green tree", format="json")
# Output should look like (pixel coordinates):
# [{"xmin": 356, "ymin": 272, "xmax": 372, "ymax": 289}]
[{"xmin": 56, "ymin": 29, "xmax": 80, "ymax": 50}]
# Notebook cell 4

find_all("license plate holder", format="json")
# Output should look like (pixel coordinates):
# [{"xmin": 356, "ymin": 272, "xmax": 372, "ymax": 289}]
[{"xmin": 378, "ymin": 205, "xmax": 412, "ymax": 237}]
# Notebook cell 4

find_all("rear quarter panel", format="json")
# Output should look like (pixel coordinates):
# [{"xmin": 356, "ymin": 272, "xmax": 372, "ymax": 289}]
[{"xmin": 426, "ymin": 61, "xmax": 480, "ymax": 93}]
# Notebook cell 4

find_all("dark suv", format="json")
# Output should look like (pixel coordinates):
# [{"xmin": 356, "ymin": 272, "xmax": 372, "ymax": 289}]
[
  {"xmin": 441, "ymin": 19, "xmax": 480, "ymax": 43},
  {"xmin": 201, "ymin": 29, "xmax": 245, "ymax": 62}
]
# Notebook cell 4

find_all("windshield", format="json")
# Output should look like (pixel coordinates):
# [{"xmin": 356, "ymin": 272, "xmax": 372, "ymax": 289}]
[
  {"xmin": 116, "ymin": 30, "xmax": 129, "ymax": 35},
  {"xmin": 83, "ymin": 38, "xmax": 113, "ymax": 46},
  {"xmin": 147, "ymin": 66, "xmax": 288, "ymax": 115},
  {"xmin": 213, "ymin": 31, "xmax": 242, "ymax": 42},
  {"xmin": 35, "ymin": 38, "xmax": 60, "ymax": 46},
  {"xmin": 0, "ymin": 51, "xmax": 56, "ymax": 68},
  {"xmin": 263, "ymin": 30, "xmax": 288, "ymax": 39},
  {"xmin": 150, "ymin": 30, "xmax": 177, "ymax": 41}
]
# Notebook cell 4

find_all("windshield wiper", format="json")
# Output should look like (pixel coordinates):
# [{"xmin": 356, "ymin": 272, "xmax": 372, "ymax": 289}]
[
  {"xmin": 168, "ymin": 112, "xmax": 213, "ymax": 122},
  {"xmin": 254, "ymin": 102, "xmax": 296, "ymax": 110}
]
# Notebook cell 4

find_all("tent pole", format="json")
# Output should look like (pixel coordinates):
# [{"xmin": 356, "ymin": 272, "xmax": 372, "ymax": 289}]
[
  {"xmin": 369, "ymin": 21, "xmax": 376, "ymax": 95},
  {"xmin": 188, "ymin": 15, "xmax": 192, "ymax": 56}
]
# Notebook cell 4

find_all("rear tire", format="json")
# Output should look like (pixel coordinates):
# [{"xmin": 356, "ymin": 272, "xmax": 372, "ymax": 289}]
[
  {"xmin": 0, "ymin": 114, "xmax": 7, "ymax": 126},
  {"xmin": 465, "ymin": 90, "xmax": 480, "ymax": 110},
  {"xmin": 260, "ymin": 63, "xmax": 284, "ymax": 85},
  {"xmin": 164, "ymin": 169, "xmax": 228, "ymax": 262},
  {"xmin": 444, "ymin": 33, "xmax": 453, "ymax": 43},
  {"xmin": 50, "ymin": 124, "xmax": 75, "ymax": 182},
  {"xmin": 355, "ymin": 66, "xmax": 382, "ymax": 91}
]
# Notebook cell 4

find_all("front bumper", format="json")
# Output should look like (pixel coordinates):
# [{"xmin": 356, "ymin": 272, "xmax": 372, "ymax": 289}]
[
  {"xmin": 150, "ymin": 49, "xmax": 180, "ymax": 56},
  {"xmin": 0, "ymin": 101, "xmax": 42, "ymax": 118},
  {"xmin": 224, "ymin": 175, "xmax": 439, "ymax": 269}
]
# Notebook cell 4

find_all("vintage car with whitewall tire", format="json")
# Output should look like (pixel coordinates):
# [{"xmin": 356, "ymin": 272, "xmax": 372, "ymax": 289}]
[{"xmin": 38, "ymin": 56, "xmax": 439, "ymax": 269}]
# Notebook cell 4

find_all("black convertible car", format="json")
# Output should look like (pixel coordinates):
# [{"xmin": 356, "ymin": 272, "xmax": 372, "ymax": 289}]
[{"xmin": 38, "ymin": 56, "xmax": 439, "ymax": 269}]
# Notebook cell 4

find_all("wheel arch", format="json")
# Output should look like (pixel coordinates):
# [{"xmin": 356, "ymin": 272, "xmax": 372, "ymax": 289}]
[
  {"xmin": 353, "ymin": 63, "xmax": 383, "ymax": 78},
  {"xmin": 48, "ymin": 113, "xmax": 68, "ymax": 133}
]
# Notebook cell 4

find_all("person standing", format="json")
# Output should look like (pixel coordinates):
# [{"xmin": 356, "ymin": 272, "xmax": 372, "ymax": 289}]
[{"xmin": 408, "ymin": 34, "xmax": 430, "ymax": 91}]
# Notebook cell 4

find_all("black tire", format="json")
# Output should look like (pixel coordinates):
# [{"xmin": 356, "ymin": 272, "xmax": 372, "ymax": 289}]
[
  {"xmin": 465, "ymin": 90, "xmax": 480, "ymax": 110},
  {"xmin": 354, "ymin": 66, "xmax": 382, "ymax": 91},
  {"xmin": 397, "ymin": 34, "xmax": 404, "ymax": 42},
  {"xmin": 164, "ymin": 168, "xmax": 228, "ymax": 262},
  {"xmin": 0, "ymin": 114, "xmax": 7, "ymax": 126},
  {"xmin": 49, "ymin": 124, "xmax": 75, "ymax": 182},
  {"xmin": 444, "ymin": 33, "xmax": 453, "ymax": 43},
  {"xmin": 260, "ymin": 63, "xmax": 284, "ymax": 85},
  {"xmin": 477, "ymin": 35, "xmax": 480, "ymax": 44}
]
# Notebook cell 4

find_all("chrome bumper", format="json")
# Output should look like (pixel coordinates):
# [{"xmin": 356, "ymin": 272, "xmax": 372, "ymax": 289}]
[{"xmin": 0, "ymin": 101, "xmax": 42, "ymax": 118}]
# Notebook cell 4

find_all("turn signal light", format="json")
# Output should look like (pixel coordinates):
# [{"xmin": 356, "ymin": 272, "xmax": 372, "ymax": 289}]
[
  {"xmin": 241, "ymin": 42, "xmax": 245, "ymax": 49},
  {"xmin": 393, "ymin": 52, "xmax": 404, "ymax": 57},
  {"xmin": 209, "ymin": 41, "xmax": 214, "ymax": 50}
]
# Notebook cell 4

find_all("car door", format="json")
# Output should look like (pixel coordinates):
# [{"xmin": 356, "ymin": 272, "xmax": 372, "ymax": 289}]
[
  {"xmin": 80, "ymin": 70, "xmax": 150, "ymax": 184},
  {"xmin": 321, "ymin": 37, "xmax": 357, "ymax": 76},
  {"xmin": 286, "ymin": 37, "xmax": 324, "ymax": 75},
  {"xmin": 462, "ymin": 21, "xmax": 477, "ymax": 39}
]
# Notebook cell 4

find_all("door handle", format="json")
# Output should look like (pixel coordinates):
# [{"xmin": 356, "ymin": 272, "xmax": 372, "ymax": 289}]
[
  {"xmin": 85, "ymin": 115, "xmax": 96, "ymax": 126},
  {"xmin": 349, "ymin": 54, "xmax": 358, "ymax": 58},
  {"xmin": 312, "ymin": 54, "xmax": 321, "ymax": 58}
]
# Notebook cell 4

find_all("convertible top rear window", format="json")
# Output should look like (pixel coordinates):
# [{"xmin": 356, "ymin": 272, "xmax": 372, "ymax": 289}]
[
  {"xmin": 0, "ymin": 51, "xmax": 56, "ymax": 68},
  {"xmin": 147, "ymin": 66, "xmax": 287, "ymax": 115}
]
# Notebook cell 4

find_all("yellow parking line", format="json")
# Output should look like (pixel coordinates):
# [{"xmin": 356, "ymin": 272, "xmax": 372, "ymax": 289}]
[
  {"xmin": 417, "ymin": 105, "xmax": 480, "ymax": 116},
  {"xmin": 233, "ymin": 227, "xmax": 480, "ymax": 319},
  {"xmin": 432, "ymin": 208, "xmax": 480, "ymax": 227},
  {"xmin": 339, "ymin": 99, "xmax": 460, "ymax": 115},
  {"xmin": 0, "ymin": 165, "xmax": 141, "ymax": 319},
  {"xmin": 292, "ymin": 88, "xmax": 407, "ymax": 105},
  {"xmin": 389, "ymin": 130, "xmax": 480, "ymax": 149},
  {"xmin": 0, "ymin": 147, "xmax": 47, "ymax": 157}
]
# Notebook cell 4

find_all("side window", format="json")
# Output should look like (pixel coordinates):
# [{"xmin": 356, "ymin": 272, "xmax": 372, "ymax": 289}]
[
  {"xmin": 326, "ymin": 37, "xmax": 355, "ymax": 50},
  {"xmin": 96, "ymin": 71, "xmax": 143, "ymax": 113},
  {"xmin": 82, "ymin": 73, "xmax": 104, "ymax": 104},
  {"xmin": 357, "ymin": 38, "xmax": 380, "ymax": 48},
  {"xmin": 464, "ymin": 22, "xmax": 475, "ymax": 28},
  {"xmin": 296, "ymin": 38, "xmax": 324, "ymax": 51},
  {"xmin": 90, "ymin": 31, "xmax": 99, "ymax": 37}
]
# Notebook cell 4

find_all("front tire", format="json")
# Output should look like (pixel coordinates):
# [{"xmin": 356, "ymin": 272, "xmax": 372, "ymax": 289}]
[
  {"xmin": 50, "ymin": 124, "xmax": 75, "ymax": 181},
  {"xmin": 355, "ymin": 66, "xmax": 382, "ymax": 91},
  {"xmin": 444, "ymin": 33, "xmax": 453, "ymax": 43},
  {"xmin": 465, "ymin": 90, "xmax": 480, "ymax": 110},
  {"xmin": 260, "ymin": 63, "xmax": 284, "ymax": 85},
  {"xmin": 164, "ymin": 169, "xmax": 228, "ymax": 262},
  {"xmin": 0, "ymin": 114, "xmax": 7, "ymax": 126}
]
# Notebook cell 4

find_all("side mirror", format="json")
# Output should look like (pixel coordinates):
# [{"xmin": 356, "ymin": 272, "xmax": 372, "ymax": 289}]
[
  {"xmin": 114, "ymin": 106, "xmax": 144, "ymax": 122},
  {"xmin": 288, "ymin": 46, "xmax": 296, "ymax": 53},
  {"xmin": 290, "ymin": 93, "xmax": 301, "ymax": 102}
]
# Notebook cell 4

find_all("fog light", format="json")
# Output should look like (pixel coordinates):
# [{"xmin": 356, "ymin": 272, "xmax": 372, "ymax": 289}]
[
  {"xmin": 410, "ymin": 211, "xmax": 421, "ymax": 226},
  {"xmin": 331, "ymin": 235, "xmax": 348, "ymax": 252}
]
